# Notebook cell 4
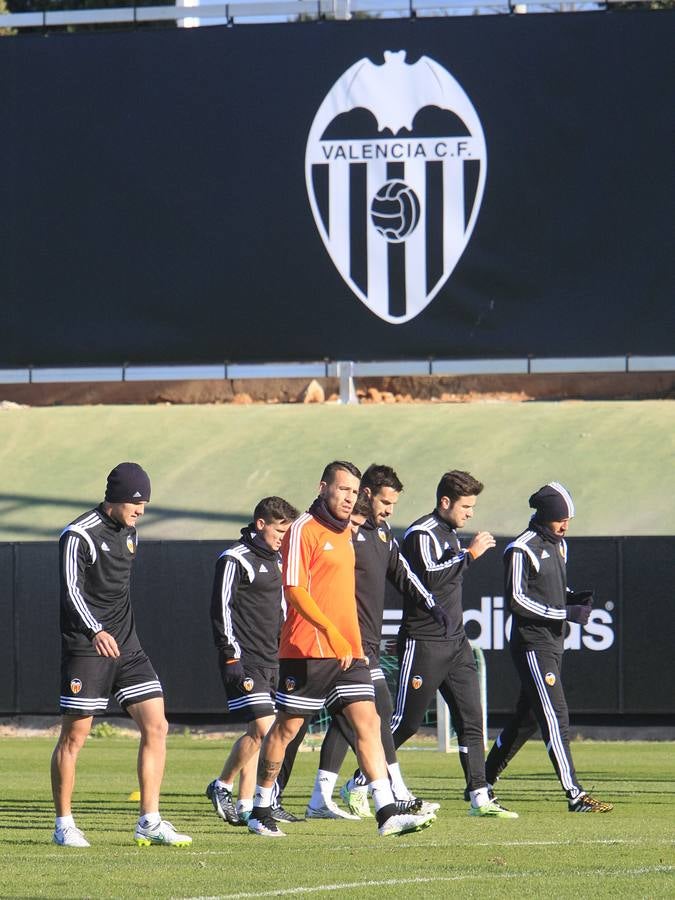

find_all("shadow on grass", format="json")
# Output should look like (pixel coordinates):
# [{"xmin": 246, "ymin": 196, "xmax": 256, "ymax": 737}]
[{"xmin": 0, "ymin": 493, "xmax": 251, "ymax": 539}]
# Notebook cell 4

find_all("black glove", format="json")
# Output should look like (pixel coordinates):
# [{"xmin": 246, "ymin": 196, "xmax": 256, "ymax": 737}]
[
  {"xmin": 567, "ymin": 590, "xmax": 594, "ymax": 605},
  {"xmin": 566, "ymin": 604, "xmax": 592, "ymax": 626},
  {"xmin": 223, "ymin": 658, "xmax": 245, "ymax": 687},
  {"xmin": 429, "ymin": 604, "xmax": 450, "ymax": 637}
]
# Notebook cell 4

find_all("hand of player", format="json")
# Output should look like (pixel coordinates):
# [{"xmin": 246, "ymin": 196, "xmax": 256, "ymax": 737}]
[
  {"xmin": 566, "ymin": 604, "xmax": 592, "ymax": 626},
  {"xmin": 567, "ymin": 590, "xmax": 594, "ymax": 606},
  {"xmin": 468, "ymin": 531, "xmax": 496, "ymax": 560},
  {"xmin": 429, "ymin": 604, "xmax": 450, "ymax": 637},
  {"xmin": 92, "ymin": 630, "xmax": 120, "ymax": 658},
  {"xmin": 325, "ymin": 626, "xmax": 353, "ymax": 671},
  {"xmin": 223, "ymin": 658, "xmax": 245, "ymax": 686}
]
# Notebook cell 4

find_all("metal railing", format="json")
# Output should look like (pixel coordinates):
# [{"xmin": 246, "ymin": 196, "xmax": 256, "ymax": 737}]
[
  {"xmin": 1, "ymin": 356, "xmax": 672, "ymax": 404},
  {"xmin": 0, "ymin": 0, "xmax": 657, "ymax": 32}
]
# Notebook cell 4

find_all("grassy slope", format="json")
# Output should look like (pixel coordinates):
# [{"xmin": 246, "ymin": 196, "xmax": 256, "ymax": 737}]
[
  {"xmin": 0, "ymin": 736, "xmax": 673, "ymax": 898},
  {"xmin": 0, "ymin": 400, "xmax": 674, "ymax": 540}
]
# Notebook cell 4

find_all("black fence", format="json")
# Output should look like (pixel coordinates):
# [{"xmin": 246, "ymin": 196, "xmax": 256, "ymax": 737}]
[
  {"xmin": 4, "ymin": 536, "xmax": 673, "ymax": 719},
  {"xmin": 1, "ymin": 11, "xmax": 674, "ymax": 367}
]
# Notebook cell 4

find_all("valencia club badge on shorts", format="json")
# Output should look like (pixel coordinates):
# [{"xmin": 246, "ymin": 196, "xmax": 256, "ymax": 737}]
[
  {"xmin": 243, "ymin": 678, "xmax": 254, "ymax": 692},
  {"xmin": 411, "ymin": 675, "xmax": 423, "ymax": 690},
  {"xmin": 70, "ymin": 678, "xmax": 83, "ymax": 694},
  {"xmin": 545, "ymin": 672, "xmax": 556, "ymax": 686},
  {"xmin": 285, "ymin": 677, "xmax": 297, "ymax": 693}
]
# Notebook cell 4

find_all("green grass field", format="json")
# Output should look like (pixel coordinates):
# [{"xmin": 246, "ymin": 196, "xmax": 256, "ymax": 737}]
[
  {"xmin": 1, "ymin": 400, "xmax": 674, "ymax": 541},
  {"xmin": 1, "ymin": 733, "xmax": 672, "ymax": 898}
]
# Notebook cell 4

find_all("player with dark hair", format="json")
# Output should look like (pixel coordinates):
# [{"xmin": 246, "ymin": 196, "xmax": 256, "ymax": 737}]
[
  {"xmin": 205, "ymin": 496, "xmax": 299, "ymax": 827},
  {"xmin": 393, "ymin": 470, "xmax": 518, "ymax": 818},
  {"xmin": 247, "ymin": 461, "xmax": 434, "ymax": 838},
  {"xmin": 51, "ymin": 463, "xmax": 191, "ymax": 848},
  {"xmin": 305, "ymin": 464, "xmax": 441, "ymax": 818},
  {"xmin": 484, "ymin": 482, "xmax": 613, "ymax": 812}
]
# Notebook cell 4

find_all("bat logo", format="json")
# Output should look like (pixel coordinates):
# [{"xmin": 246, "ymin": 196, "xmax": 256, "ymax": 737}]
[{"xmin": 305, "ymin": 50, "xmax": 487, "ymax": 323}]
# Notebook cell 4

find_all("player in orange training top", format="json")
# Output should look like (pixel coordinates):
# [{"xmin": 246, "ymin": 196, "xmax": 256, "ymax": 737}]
[{"xmin": 247, "ymin": 460, "xmax": 435, "ymax": 838}]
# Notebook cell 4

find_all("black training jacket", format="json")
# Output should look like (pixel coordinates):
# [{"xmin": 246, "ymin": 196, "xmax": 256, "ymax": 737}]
[
  {"xmin": 210, "ymin": 525, "xmax": 284, "ymax": 667},
  {"xmin": 400, "ymin": 510, "xmax": 473, "ymax": 641},
  {"xmin": 353, "ymin": 517, "xmax": 434, "ymax": 661},
  {"xmin": 505, "ymin": 526, "xmax": 569, "ymax": 650},
  {"xmin": 59, "ymin": 504, "xmax": 141, "ymax": 656}
]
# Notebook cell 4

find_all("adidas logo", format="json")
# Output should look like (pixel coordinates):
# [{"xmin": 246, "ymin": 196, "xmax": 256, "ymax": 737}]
[
  {"xmin": 101, "ymin": 541, "xmax": 110, "ymax": 552},
  {"xmin": 259, "ymin": 564, "xmax": 268, "ymax": 573},
  {"xmin": 541, "ymin": 550, "xmax": 550, "ymax": 559},
  {"xmin": 133, "ymin": 491, "xmax": 142, "ymax": 498},
  {"xmin": 323, "ymin": 542, "xmax": 334, "ymax": 551},
  {"xmin": 357, "ymin": 533, "xmax": 367, "ymax": 542}
]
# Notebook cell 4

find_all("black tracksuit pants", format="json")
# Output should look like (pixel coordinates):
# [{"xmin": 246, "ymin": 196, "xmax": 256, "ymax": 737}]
[
  {"xmin": 392, "ymin": 632, "xmax": 487, "ymax": 791},
  {"xmin": 485, "ymin": 642, "xmax": 583, "ymax": 801}
]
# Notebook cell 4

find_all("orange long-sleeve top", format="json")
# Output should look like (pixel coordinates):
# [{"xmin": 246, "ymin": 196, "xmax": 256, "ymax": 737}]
[{"xmin": 280, "ymin": 511, "xmax": 363, "ymax": 659}]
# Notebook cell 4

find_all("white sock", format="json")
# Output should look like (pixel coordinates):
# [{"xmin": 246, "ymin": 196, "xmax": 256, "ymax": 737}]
[
  {"xmin": 310, "ymin": 769, "xmax": 337, "ymax": 807},
  {"xmin": 216, "ymin": 778, "xmax": 233, "ymax": 792},
  {"xmin": 55, "ymin": 815, "xmax": 75, "ymax": 830},
  {"xmin": 139, "ymin": 811, "xmax": 161, "ymax": 826},
  {"xmin": 370, "ymin": 778, "xmax": 395, "ymax": 812},
  {"xmin": 387, "ymin": 762, "xmax": 410, "ymax": 801},
  {"xmin": 237, "ymin": 799, "xmax": 253, "ymax": 814},
  {"xmin": 253, "ymin": 784, "xmax": 274, "ymax": 808},
  {"xmin": 470, "ymin": 787, "xmax": 490, "ymax": 808}
]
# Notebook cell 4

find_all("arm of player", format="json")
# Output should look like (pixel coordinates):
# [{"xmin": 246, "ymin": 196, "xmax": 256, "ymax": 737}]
[
  {"xmin": 284, "ymin": 585, "xmax": 353, "ymax": 669},
  {"xmin": 403, "ymin": 530, "xmax": 483, "ymax": 593},
  {"xmin": 507, "ymin": 548, "xmax": 567, "ymax": 622},
  {"xmin": 60, "ymin": 529, "xmax": 117, "ymax": 653},
  {"xmin": 388, "ymin": 540, "xmax": 449, "ymax": 634},
  {"xmin": 209, "ymin": 554, "xmax": 244, "ymax": 660}
]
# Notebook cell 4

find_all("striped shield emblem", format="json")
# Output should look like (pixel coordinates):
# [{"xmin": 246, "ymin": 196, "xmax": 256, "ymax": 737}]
[{"xmin": 305, "ymin": 51, "xmax": 487, "ymax": 324}]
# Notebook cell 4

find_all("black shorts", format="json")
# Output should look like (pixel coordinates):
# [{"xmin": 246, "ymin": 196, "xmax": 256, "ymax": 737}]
[
  {"xmin": 218, "ymin": 659, "xmax": 277, "ymax": 722},
  {"xmin": 275, "ymin": 658, "xmax": 374, "ymax": 717},
  {"xmin": 60, "ymin": 649, "xmax": 163, "ymax": 716}
]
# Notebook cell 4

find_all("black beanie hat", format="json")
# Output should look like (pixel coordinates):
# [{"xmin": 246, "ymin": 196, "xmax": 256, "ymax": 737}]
[
  {"xmin": 529, "ymin": 482, "xmax": 574, "ymax": 522},
  {"xmin": 105, "ymin": 462, "xmax": 151, "ymax": 503}
]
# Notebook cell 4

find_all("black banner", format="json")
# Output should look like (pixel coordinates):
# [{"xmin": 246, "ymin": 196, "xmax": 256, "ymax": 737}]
[
  {"xmin": 3, "ymin": 536, "xmax": 673, "ymax": 718},
  {"xmin": 1, "ymin": 12, "xmax": 674, "ymax": 366}
]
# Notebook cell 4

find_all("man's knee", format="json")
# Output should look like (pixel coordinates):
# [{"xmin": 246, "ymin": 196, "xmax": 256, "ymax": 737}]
[
  {"xmin": 345, "ymin": 701, "xmax": 380, "ymax": 739},
  {"xmin": 247, "ymin": 717, "xmax": 273, "ymax": 744},
  {"xmin": 268, "ymin": 714, "xmax": 303, "ymax": 748},
  {"xmin": 139, "ymin": 714, "xmax": 169, "ymax": 743},
  {"xmin": 392, "ymin": 720, "xmax": 418, "ymax": 748},
  {"xmin": 56, "ymin": 717, "xmax": 92, "ymax": 755}
]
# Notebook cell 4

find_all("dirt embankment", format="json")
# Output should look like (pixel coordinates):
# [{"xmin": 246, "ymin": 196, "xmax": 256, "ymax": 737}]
[{"xmin": 2, "ymin": 372, "xmax": 674, "ymax": 406}]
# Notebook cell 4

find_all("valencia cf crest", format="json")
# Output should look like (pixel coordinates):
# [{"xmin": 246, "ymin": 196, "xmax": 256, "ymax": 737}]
[
  {"xmin": 377, "ymin": 528, "xmax": 387, "ymax": 543},
  {"xmin": 411, "ymin": 675, "xmax": 424, "ymax": 690},
  {"xmin": 285, "ymin": 677, "xmax": 297, "ymax": 693},
  {"xmin": 126, "ymin": 535, "xmax": 135, "ymax": 554},
  {"xmin": 545, "ymin": 672, "xmax": 556, "ymax": 686},
  {"xmin": 243, "ymin": 678, "xmax": 254, "ymax": 692},
  {"xmin": 70, "ymin": 678, "xmax": 83, "ymax": 694},
  {"xmin": 305, "ymin": 50, "xmax": 487, "ymax": 323}
]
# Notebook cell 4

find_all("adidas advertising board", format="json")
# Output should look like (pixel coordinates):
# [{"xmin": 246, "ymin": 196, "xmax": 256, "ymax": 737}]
[
  {"xmin": 305, "ymin": 51, "xmax": 486, "ymax": 324},
  {"xmin": 7, "ymin": 535, "xmax": 675, "ymax": 715}
]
